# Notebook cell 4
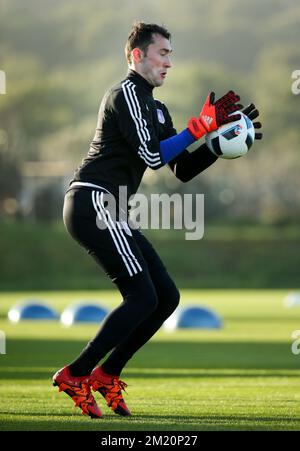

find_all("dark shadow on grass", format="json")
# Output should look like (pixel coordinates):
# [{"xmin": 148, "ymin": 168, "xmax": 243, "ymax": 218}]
[
  {"xmin": 1, "ymin": 414, "xmax": 299, "ymax": 431},
  {"xmin": 0, "ymin": 338, "xmax": 299, "ymax": 381},
  {"xmin": 2, "ymin": 370, "xmax": 299, "ymax": 379},
  {"xmin": 0, "ymin": 411, "xmax": 78, "ymax": 418},
  {"xmin": 4, "ymin": 411, "xmax": 298, "ymax": 422},
  {"xmin": 134, "ymin": 414, "xmax": 300, "ymax": 423}
]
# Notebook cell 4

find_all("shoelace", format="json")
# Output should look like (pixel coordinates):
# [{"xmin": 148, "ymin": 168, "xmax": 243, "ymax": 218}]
[
  {"xmin": 73, "ymin": 383, "xmax": 95, "ymax": 407},
  {"xmin": 60, "ymin": 382, "xmax": 94, "ymax": 408},
  {"xmin": 93, "ymin": 377, "xmax": 128, "ymax": 409},
  {"xmin": 117, "ymin": 379, "xmax": 128, "ymax": 394}
]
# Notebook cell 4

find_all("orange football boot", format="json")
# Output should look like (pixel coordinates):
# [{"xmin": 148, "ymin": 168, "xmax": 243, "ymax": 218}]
[
  {"xmin": 53, "ymin": 366, "xmax": 102, "ymax": 419},
  {"xmin": 89, "ymin": 366, "xmax": 131, "ymax": 416}
]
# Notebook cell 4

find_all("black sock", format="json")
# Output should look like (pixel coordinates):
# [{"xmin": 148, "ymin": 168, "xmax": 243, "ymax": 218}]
[{"xmin": 100, "ymin": 360, "xmax": 121, "ymax": 377}]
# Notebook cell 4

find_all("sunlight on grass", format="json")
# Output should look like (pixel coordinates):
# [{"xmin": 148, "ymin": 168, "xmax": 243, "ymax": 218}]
[{"xmin": 0, "ymin": 289, "xmax": 300, "ymax": 430}]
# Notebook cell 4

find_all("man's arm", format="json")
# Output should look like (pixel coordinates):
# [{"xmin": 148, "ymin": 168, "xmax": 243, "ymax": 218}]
[
  {"xmin": 168, "ymin": 103, "xmax": 264, "ymax": 182},
  {"xmin": 113, "ymin": 85, "xmax": 197, "ymax": 170},
  {"xmin": 160, "ymin": 103, "xmax": 218, "ymax": 182},
  {"xmin": 113, "ymin": 85, "xmax": 241, "ymax": 171},
  {"xmin": 168, "ymin": 143, "xmax": 218, "ymax": 183}
]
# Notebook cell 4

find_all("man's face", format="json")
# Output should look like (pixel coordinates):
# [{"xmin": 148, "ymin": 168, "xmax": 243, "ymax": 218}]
[{"xmin": 137, "ymin": 34, "xmax": 172, "ymax": 87}]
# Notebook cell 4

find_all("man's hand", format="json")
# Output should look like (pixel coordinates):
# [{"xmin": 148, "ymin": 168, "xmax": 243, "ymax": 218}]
[
  {"xmin": 188, "ymin": 90, "xmax": 243, "ymax": 140},
  {"xmin": 242, "ymin": 103, "xmax": 263, "ymax": 140}
]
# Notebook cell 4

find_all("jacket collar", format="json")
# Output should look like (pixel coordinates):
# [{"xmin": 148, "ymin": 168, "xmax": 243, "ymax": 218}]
[{"xmin": 127, "ymin": 69, "xmax": 154, "ymax": 95}]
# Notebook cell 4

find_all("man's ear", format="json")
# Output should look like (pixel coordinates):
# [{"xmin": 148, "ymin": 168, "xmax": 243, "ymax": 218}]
[{"xmin": 132, "ymin": 48, "xmax": 143, "ymax": 63}]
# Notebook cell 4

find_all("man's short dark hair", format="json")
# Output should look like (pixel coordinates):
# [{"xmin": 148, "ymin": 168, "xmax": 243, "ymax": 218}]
[{"xmin": 125, "ymin": 21, "xmax": 171, "ymax": 64}]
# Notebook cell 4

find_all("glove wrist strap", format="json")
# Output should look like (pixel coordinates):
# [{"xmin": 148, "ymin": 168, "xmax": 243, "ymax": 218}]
[{"xmin": 187, "ymin": 117, "xmax": 207, "ymax": 140}]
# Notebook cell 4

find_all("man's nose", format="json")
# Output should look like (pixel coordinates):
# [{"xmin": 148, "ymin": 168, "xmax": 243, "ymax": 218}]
[{"xmin": 164, "ymin": 56, "xmax": 172, "ymax": 68}]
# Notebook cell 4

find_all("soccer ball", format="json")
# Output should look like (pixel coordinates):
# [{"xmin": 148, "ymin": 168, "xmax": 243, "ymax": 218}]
[{"xmin": 205, "ymin": 112, "xmax": 255, "ymax": 159}]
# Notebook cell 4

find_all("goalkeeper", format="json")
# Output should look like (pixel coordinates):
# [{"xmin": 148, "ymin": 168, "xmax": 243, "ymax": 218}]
[{"xmin": 53, "ymin": 21, "xmax": 262, "ymax": 419}]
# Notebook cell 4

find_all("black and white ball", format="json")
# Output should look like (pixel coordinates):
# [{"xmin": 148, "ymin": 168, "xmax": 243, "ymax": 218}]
[{"xmin": 205, "ymin": 112, "xmax": 255, "ymax": 159}]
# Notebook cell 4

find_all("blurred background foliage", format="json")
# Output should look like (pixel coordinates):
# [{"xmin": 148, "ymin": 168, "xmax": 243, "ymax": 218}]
[{"xmin": 0, "ymin": 0, "xmax": 299, "ymax": 289}]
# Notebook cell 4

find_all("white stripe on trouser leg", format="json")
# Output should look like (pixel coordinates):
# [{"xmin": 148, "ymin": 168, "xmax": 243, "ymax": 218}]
[
  {"xmin": 98, "ymin": 192, "xmax": 143, "ymax": 275},
  {"xmin": 92, "ymin": 190, "xmax": 103, "ymax": 221},
  {"xmin": 96, "ymin": 192, "xmax": 140, "ymax": 276},
  {"xmin": 93, "ymin": 193, "xmax": 102, "ymax": 221},
  {"xmin": 91, "ymin": 191, "xmax": 133, "ymax": 277},
  {"xmin": 116, "ymin": 221, "xmax": 143, "ymax": 272},
  {"xmin": 99, "ymin": 192, "xmax": 143, "ymax": 273}
]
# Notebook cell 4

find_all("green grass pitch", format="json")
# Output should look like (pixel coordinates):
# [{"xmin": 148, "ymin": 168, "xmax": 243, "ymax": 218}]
[{"xmin": 0, "ymin": 289, "xmax": 300, "ymax": 431}]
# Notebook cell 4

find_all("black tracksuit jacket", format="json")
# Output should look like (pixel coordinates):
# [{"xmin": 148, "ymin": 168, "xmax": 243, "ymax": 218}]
[{"xmin": 72, "ymin": 69, "xmax": 217, "ymax": 201}]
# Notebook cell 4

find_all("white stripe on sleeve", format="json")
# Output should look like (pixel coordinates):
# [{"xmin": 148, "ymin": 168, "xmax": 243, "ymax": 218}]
[{"xmin": 121, "ymin": 80, "xmax": 162, "ymax": 168}]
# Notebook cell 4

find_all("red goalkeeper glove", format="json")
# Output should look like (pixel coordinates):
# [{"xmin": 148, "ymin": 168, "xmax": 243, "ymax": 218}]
[{"xmin": 188, "ymin": 91, "xmax": 243, "ymax": 140}]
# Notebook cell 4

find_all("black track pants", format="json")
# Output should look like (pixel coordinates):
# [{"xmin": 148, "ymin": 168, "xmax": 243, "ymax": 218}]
[{"xmin": 63, "ymin": 187, "xmax": 180, "ymax": 376}]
